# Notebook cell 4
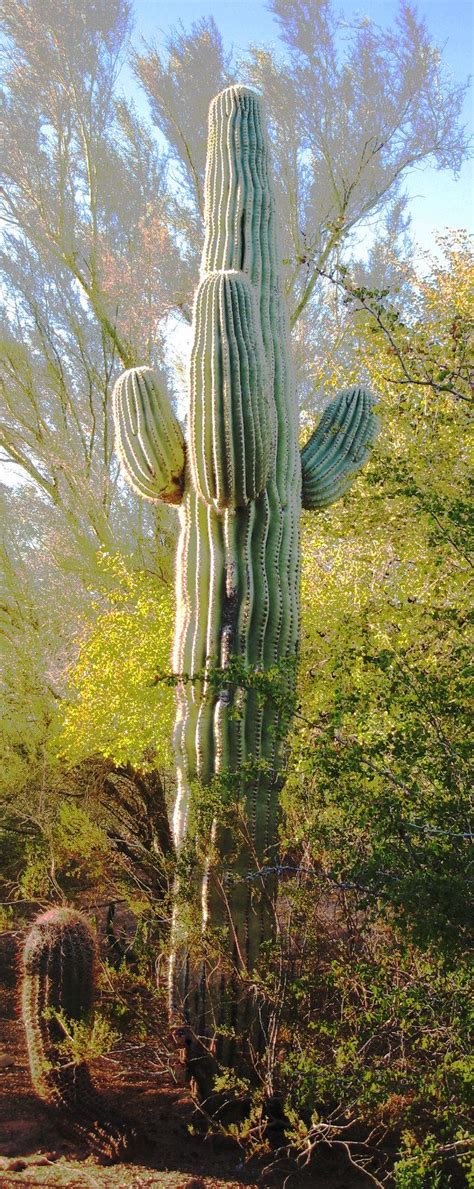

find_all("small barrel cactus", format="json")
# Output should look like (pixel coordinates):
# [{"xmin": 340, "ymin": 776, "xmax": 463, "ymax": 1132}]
[
  {"xmin": 22, "ymin": 907, "xmax": 96, "ymax": 1107},
  {"xmin": 112, "ymin": 85, "xmax": 378, "ymax": 1082},
  {"xmin": 21, "ymin": 907, "xmax": 133, "ymax": 1161}
]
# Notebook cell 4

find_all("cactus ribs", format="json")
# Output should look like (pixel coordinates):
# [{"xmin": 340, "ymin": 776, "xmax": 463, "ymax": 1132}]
[{"xmin": 112, "ymin": 85, "xmax": 378, "ymax": 1081}]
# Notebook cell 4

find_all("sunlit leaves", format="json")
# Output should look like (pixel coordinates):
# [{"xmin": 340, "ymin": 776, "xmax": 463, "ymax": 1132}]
[
  {"xmin": 286, "ymin": 234, "xmax": 473, "ymax": 952},
  {"xmin": 60, "ymin": 553, "xmax": 175, "ymax": 769}
]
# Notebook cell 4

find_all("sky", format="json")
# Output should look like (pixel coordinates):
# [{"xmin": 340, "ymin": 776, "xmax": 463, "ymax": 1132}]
[{"xmin": 125, "ymin": 0, "xmax": 474, "ymax": 259}]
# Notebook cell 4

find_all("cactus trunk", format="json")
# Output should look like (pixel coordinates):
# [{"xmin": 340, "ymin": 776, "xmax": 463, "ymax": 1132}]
[{"xmin": 168, "ymin": 87, "xmax": 301, "ymax": 1075}]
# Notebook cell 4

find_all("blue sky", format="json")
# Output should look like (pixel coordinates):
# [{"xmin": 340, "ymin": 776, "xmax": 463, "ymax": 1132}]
[{"xmin": 126, "ymin": 0, "xmax": 473, "ymax": 259}]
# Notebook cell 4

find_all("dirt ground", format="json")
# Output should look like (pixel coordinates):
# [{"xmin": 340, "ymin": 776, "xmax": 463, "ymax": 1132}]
[{"xmin": 0, "ymin": 932, "xmax": 371, "ymax": 1189}]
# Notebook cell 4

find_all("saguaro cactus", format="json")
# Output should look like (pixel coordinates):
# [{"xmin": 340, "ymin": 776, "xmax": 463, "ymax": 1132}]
[
  {"xmin": 112, "ymin": 85, "xmax": 377, "ymax": 1082},
  {"xmin": 21, "ymin": 907, "xmax": 132, "ymax": 1159}
]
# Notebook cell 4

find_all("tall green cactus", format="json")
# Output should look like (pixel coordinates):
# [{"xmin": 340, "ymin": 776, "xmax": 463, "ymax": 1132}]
[
  {"xmin": 21, "ymin": 908, "xmax": 133, "ymax": 1160},
  {"xmin": 112, "ymin": 85, "xmax": 378, "ymax": 1083}
]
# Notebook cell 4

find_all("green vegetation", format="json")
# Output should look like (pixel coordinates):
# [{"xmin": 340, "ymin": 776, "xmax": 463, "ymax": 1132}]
[
  {"xmin": 2, "ymin": 229, "xmax": 470, "ymax": 1185},
  {"xmin": 1, "ymin": 0, "xmax": 472, "ymax": 1180},
  {"xmin": 61, "ymin": 553, "xmax": 175, "ymax": 771}
]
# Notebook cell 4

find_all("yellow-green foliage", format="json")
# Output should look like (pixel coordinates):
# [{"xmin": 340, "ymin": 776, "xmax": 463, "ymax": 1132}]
[
  {"xmin": 19, "ymin": 801, "xmax": 113, "ymax": 900},
  {"xmin": 60, "ymin": 553, "xmax": 175, "ymax": 770},
  {"xmin": 297, "ymin": 233, "xmax": 471, "ymax": 732},
  {"xmin": 53, "ymin": 802, "xmax": 112, "ymax": 884},
  {"xmin": 54, "ymin": 1010, "xmax": 119, "ymax": 1066},
  {"xmin": 285, "ymin": 232, "xmax": 472, "ymax": 950}
]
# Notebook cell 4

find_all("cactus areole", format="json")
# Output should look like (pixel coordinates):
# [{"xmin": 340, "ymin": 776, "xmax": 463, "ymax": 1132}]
[{"xmin": 112, "ymin": 86, "xmax": 378, "ymax": 1074}]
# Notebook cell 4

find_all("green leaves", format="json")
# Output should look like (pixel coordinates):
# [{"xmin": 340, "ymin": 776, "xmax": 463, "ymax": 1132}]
[
  {"xmin": 286, "ymin": 235, "xmax": 473, "ymax": 957},
  {"xmin": 60, "ymin": 553, "xmax": 175, "ymax": 771}
]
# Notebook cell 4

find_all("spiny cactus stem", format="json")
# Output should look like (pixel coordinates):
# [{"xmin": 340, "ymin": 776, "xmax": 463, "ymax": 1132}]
[{"xmin": 111, "ymin": 84, "xmax": 378, "ymax": 1085}]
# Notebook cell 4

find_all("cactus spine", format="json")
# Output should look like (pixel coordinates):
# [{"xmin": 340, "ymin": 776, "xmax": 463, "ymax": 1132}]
[
  {"xmin": 111, "ymin": 85, "xmax": 378, "ymax": 1078},
  {"xmin": 21, "ymin": 908, "xmax": 132, "ymax": 1160}
]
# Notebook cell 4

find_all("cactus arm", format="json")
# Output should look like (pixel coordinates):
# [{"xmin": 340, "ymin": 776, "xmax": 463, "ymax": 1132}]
[
  {"xmin": 112, "ymin": 366, "xmax": 185, "ymax": 504},
  {"xmin": 301, "ymin": 386, "xmax": 379, "ymax": 510}
]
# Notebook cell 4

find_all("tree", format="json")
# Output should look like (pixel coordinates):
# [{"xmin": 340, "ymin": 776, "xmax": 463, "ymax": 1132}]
[
  {"xmin": 1, "ymin": 0, "xmax": 179, "ymax": 583},
  {"xmin": 269, "ymin": 233, "xmax": 473, "ymax": 1181},
  {"xmin": 135, "ymin": 0, "xmax": 469, "ymax": 329},
  {"xmin": 60, "ymin": 552, "xmax": 175, "ymax": 772},
  {"xmin": 1, "ymin": 0, "xmax": 468, "ymax": 573},
  {"xmin": 285, "ymin": 231, "xmax": 473, "ymax": 951}
]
